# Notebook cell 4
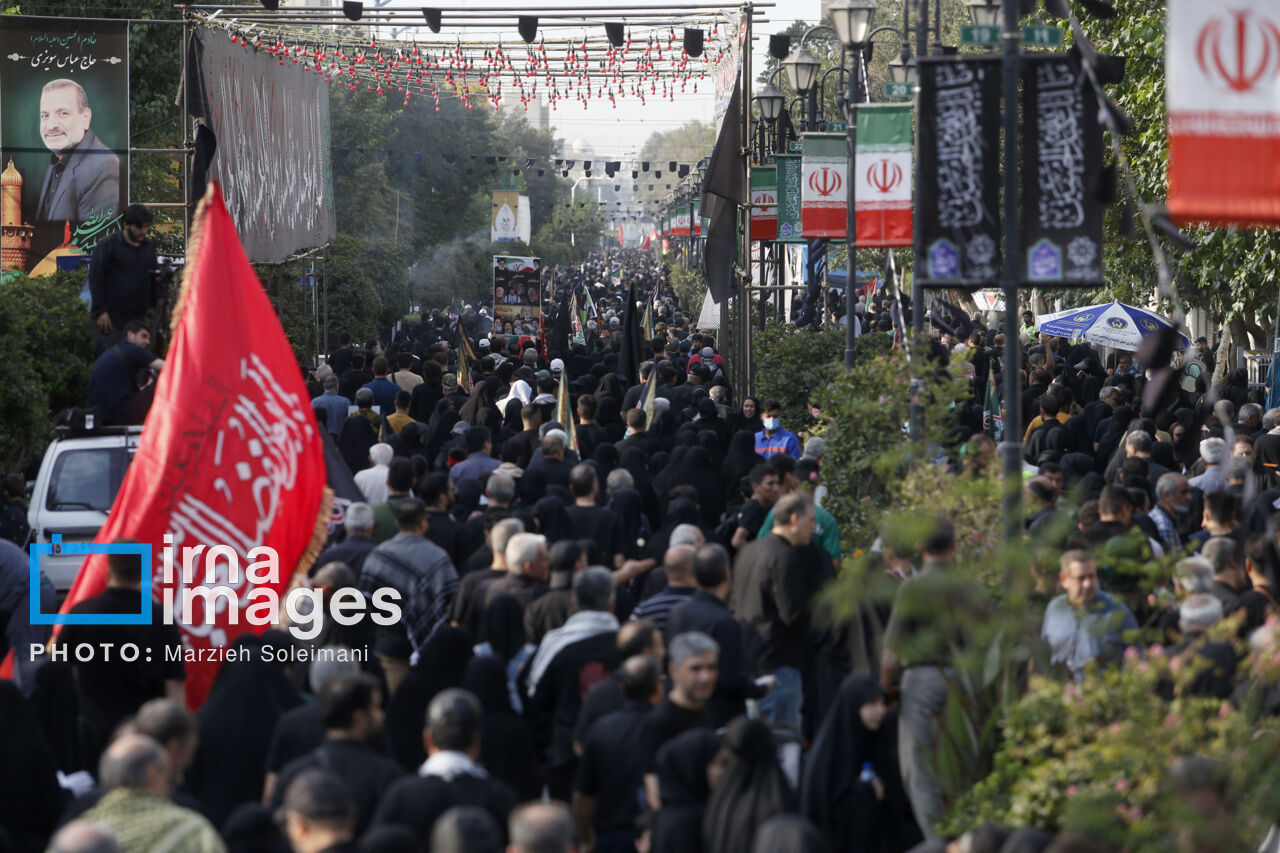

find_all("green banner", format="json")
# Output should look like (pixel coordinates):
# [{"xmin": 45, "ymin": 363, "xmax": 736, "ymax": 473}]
[{"xmin": 774, "ymin": 153, "xmax": 803, "ymax": 243}]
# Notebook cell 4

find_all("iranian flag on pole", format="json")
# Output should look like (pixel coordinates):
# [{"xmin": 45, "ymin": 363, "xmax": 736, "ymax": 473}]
[
  {"xmin": 801, "ymin": 133, "xmax": 847, "ymax": 237},
  {"xmin": 1168, "ymin": 0, "xmax": 1280, "ymax": 226},
  {"xmin": 855, "ymin": 104, "xmax": 913, "ymax": 247},
  {"xmin": 751, "ymin": 165, "xmax": 778, "ymax": 241}
]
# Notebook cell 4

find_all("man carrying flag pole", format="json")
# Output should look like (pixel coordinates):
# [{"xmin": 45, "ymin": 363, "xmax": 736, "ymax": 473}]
[
  {"xmin": 983, "ymin": 364, "xmax": 1004, "ymax": 442},
  {"xmin": 555, "ymin": 368, "xmax": 579, "ymax": 454}
]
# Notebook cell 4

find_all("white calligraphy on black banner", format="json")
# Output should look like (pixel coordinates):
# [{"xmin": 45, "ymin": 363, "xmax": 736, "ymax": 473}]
[
  {"xmin": 1021, "ymin": 55, "xmax": 1104, "ymax": 284},
  {"xmin": 915, "ymin": 57, "xmax": 1002, "ymax": 283}
]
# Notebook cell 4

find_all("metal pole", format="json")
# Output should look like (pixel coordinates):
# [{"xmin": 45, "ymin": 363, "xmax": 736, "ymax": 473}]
[
  {"xmin": 181, "ymin": 9, "xmax": 192, "ymax": 246},
  {"xmin": 999, "ymin": 0, "xmax": 1024, "ymax": 548},
  {"xmin": 741, "ymin": 3, "xmax": 755, "ymax": 397},
  {"xmin": 844, "ymin": 49, "xmax": 859, "ymax": 369}
]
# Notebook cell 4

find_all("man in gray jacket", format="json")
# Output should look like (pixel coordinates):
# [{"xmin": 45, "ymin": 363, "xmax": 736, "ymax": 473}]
[{"xmin": 359, "ymin": 498, "xmax": 459, "ymax": 694}]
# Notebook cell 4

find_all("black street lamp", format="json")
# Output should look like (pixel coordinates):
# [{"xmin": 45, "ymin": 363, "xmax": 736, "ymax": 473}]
[{"xmin": 966, "ymin": 0, "xmax": 1001, "ymax": 26}]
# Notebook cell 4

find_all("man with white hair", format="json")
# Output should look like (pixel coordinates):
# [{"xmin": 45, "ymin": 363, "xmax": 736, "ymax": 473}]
[
  {"xmin": 1164, "ymin": 593, "xmax": 1235, "ymax": 699},
  {"xmin": 483, "ymin": 532, "xmax": 550, "ymax": 612},
  {"xmin": 354, "ymin": 443, "xmax": 393, "ymax": 504},
  {"xmin": 1150, "ymin": 473, "xmax": 1192, "ymax": 552},
  {"xmin": 314, "ymin": 502, "xmax": 376, "ymax": 577},
  {"xmin": 1190, "ymin": 437, "xmax": 1229, "ymax": 494},
  {"xmin": 81, "ymin": 733, "xmax": 226, "ymax": 853}
]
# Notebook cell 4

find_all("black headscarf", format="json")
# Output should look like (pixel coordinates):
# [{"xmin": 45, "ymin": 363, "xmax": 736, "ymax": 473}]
[
  {"xmin": 460, "ymin": 377, "xmax": 501, "ymax": 427},
  {"xmin": 647, "ymin": 497, "xmax": 704, "ymax": 561},
  {"xmin": 0, "ymin": 680, "xmax": 62, "ymax": 853},
  {"xmin": 184, "ymin": 642, "xmax": 305, "ymax": 827},
  {"xmin": 652, "ymin": 728, "xmax": 721, "ymax": 853},
  {"xmin": 750, "ymin": 815, "xmax": 832, "ymax": 853},
  {"xmin": 462, "ymin": 656, "xmax": 542, "ymax": 801},
  {"xmin": 703, "ymin": 717, "xmax": 797, "ymax": 853},
  {"xmin": 734, "ymin": 396, "xmax": 764, "ymax": 434},
  {"xmin": 221, "ymin": 803, "xmax": 291, "ymax": 853},
  {"xmin": 591, "ymin": 442, "xmax": 620, "ymax": 483},
  {"xmin": 426, "ymin": 407, "xmax": 462, "ymax": 465},
  {"xmin": 595, "ymin": 396, "xmax": 626, "ymax": 442},
  {"xmin": 723, "ymin": 432, "xmax": 766, "ymax": 502},
  {"xmin": 652, "ymin": 446, "xmax": 693, "ymax": 498},
  {"xmin": 608, "ymin": 487, "xmax": 651, "ymax": 560},
  {"xmin": 621, "ymin": 447, "xmax": 662, "ymax": 524},
  {"xmin": 503, "ymin": 398, "xmax": 525, "ymax": 434},
  {"xmin": 595, "ymin": 372, "xmax": 625, "ymax": 403},
  {"xmin": 533, "ymin": 496, "xmax": 574, "ymax": 543},
  {"xmin": 385, "ymin": 626, "xmax": 475, "ymax": 771},
  {"xmin": 481, "ymin": 593, "xmax": 528, "ymax": 661},
  {"xmin": 801, "ymin": 676, "xmax": 891, "ymax": 853}
]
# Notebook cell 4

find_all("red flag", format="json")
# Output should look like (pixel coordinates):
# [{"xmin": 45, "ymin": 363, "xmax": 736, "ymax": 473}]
[
  {"xmin": 640, "ymin": 231, "xmax": 652, "ymax": 251},
  {"xmin": 57, "ymin": 183, "xmax": 330, "ymax": 707},
  {"xmin": 617, "ymin": 224, "xmax": 625, "ymax": 246}
]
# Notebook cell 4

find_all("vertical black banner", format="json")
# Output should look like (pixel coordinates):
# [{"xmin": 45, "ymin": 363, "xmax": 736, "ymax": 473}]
[
  {"xmin": 1021, "ymin": 55, "xmax": 1105, "ymax": 284},
  {"xmin": 915, "ymin": 56, "xmax": 1002, "ymax": 284}
]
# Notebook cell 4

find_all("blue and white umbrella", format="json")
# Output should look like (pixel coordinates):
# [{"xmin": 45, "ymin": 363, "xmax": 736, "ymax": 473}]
[{"xmin": 1035, "ymin": 301, "xmax": 1189, "ymax": 351}]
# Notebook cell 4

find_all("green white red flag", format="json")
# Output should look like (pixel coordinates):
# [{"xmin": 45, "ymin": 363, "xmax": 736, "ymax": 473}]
[
  {"xmin": 750, "ymin": 165, "xmax": 778, "ymax": 241},
  {"xmin": 1167, "ymin": 0, "xmax": 1280, "ymax": 226},
  {"xmin": 801, "ymin": 132, "xmax": 847, "ymax": 238},
  {"xmin": 855, "ymin": 104, "xmax": 913, "ymax": 247}
]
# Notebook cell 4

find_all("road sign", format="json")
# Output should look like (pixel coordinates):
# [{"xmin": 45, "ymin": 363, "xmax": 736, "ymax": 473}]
[
  {"xmin": 1022, "ymin": 24, "xmax": 1063, "ymax": 47},
  {"xmin": 884, "ymin": 81, "xmax": 915, "ymax": 99},
  {"xmin": 961, "ymin": 24, "xmax": 1000, "ymax": 46},
  {"xmin": 826, "ymin": 120, "xmax": 848, "ymax": 132},
  {"xmin": 788, "ymin": 140, "xmax": 802, "ymax": 153}
]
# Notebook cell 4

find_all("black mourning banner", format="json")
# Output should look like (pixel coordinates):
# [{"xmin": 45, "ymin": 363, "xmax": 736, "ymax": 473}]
[
  {"xmin": 915, "ymin": 56, "xmax": 1002, "ymax": 284},
  {"xmin": 1021, "ymin": 54, "xmax": 1105, "ymax": 284}
]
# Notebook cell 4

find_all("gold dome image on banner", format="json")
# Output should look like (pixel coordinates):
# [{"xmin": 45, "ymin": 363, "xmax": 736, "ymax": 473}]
[{"xmin": 1, "ymin": 158, "xmax": 34, "ymax": 272}]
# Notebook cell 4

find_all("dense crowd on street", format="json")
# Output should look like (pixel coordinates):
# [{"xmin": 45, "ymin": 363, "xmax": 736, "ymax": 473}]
[{"xmin": 5, "ymin": 246, "xmax": 1280, "ymax": 853}]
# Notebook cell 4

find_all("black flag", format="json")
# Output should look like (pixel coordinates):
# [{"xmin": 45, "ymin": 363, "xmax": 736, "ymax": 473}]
[
  {"xmin": 617, "ymin": 281, "xmax": 645, "ymax": 387},
  {"xmin": 701, "ymin": 72, "xmax": 746, "ymax": 305}
]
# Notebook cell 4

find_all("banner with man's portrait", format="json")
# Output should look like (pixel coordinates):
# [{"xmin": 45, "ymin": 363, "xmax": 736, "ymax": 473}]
[
  {"xmin": 492, "ymin": 256, "xmax": 542, "ymax": 338},
  {"xmin": 0, "ymin": 17, "xmax": 129, "ymax": 277}
]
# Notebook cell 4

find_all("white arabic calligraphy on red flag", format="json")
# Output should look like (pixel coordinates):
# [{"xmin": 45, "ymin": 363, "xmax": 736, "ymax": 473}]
[{"xmin": 59, "ymin": 182, "xmax": 330, "ymax": 707}]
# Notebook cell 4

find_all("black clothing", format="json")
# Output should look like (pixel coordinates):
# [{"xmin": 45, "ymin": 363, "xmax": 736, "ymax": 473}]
[
  {"xmin": 462, "ymin": 656, "xmax": 542, "ymax": 800},
  {"xmin": 409, "ymin": 380, "xmax": 444, "ymax": 423},
  {"xmin": 59, "ymin": 586, "xmax": 185, "ymax": 768},
  {"xmin": 734, "ymin": 500, "xmax": 769, "ymax": 544},
  {"xmin": 729, "ymin": 534, "xmax": 812, "ymax": 673},
  {"xmin": 801, "ymin": 675, "xmax": 920, "ymax": 853},
  {"xmin": 1209, "ymin": 578, "xmax": 1269, "ymax": 638},
  {"xmin": 185, "ymin": 654, "xmax": 303, "ymax": 828},
  {"xmin": 272, "ymin": 738, "xmax": 405, "ymax": 835},
  {"xmin": 575, "ymin": 700, "xmax": 654, "ymax": 834},
  {"xmin": 667, "ymin": 590, "xmax": 766, "ymax": 727},
  {"xmin": 484, "ymin": 574, "xmax": 548, "ymax": 613},
  {"xmin": 565, "ymin": 504, "xmax": 624, "ymax": 565},
  {"xmin": 574, "ymin": 673, "xmax": 624, "ymax": 749},
  {"xmin": 504, "ymin": 428, "xmax": 542, "ymax": 468},
  {"xmin": 525, "ymin": 631, "xmax": 620, "ymax": 779},
  {"xmin": 328, "ymin": 346, "xmax": 355, "ymax": 377},
  {"xmin": 524, "ymin": 590, "xmax": 573, "ymax": 644},
  {"xmin": 88, "ymin": 230, "xmax": 157, "ymax": 326},
  {"xmin": 265, "ymin": 702, "xmax": 326, "ymax": 777},
  {"xmin": 372, "ymin": 771, "xmax": 517, "ymax": 841},
  {"xmin": 313, "ymin": 534, "xmax": 375, "ymax": 577},
  {"xmin": 702, "ymin": 718, "xmax": 797, "ymax": 853},
  {"xmin": 0, "ymin": 682, "xmax": 63, "ymax": 853},
  {"xmin": 651, "ymin": 729, "xmax": 720, "ymax": 853},
  {"xmin": 451, "ymin": 568, "xmax": 505, "ymax": 639},
  {"xmin": 1163, "ymin": 633, "xmax": 1239, "ymax": 700},
  {"xmin": 639, "ymin": 698, "xmax": 709, "ymax": 773},
  {"xmin": 577, "ymin": 422, "xmax": 609, "ymax": 460},
  {"xmin": 385, "ymin": 628, "xmax": 475, "ymax": 771},
  {"xmin": 86, "ymin": 341, "xmax": 157, "ymax": 424},
  {"xmin": 426, "ymin": 510, "xmax": 469, "ymax": 570}
]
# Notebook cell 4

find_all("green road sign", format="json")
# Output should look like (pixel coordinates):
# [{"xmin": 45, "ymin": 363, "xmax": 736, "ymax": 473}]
[
  {"xmin": 960, "ymin": 24, "xmax": 1000, "ymax": 46},
  {"xmin": 788, "ymin": 140, "xmax": 802, "ymax": 153},
  {"xmin": 883, "ymin": 81, "xmax": 915, "ymax": 99},
  {"xmin": 1022, "ymin": 24, "xmax": 1063, "ymax": 47},
  {"xmin": 826, "ymin": 120, "xmax": 848, "ymax": 132}
]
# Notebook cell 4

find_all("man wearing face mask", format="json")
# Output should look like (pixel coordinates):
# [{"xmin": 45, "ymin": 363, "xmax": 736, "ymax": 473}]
[{"xmin": 753, "ymin": 400, "xmax": 802, "ymax": 460}]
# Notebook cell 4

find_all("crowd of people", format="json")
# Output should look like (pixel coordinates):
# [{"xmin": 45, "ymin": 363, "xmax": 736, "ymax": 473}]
[{"xmin": 7, "ymin": 245, "xmax": 1280, "ymax": 853}]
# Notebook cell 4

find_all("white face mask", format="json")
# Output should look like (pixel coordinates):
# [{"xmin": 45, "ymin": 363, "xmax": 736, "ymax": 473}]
[{"xmin": 763, "ymin": 417, "xmax": 780, "ymax": 431}]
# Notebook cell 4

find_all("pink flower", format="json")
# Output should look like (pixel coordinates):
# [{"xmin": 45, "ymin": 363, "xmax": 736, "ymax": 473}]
[
  {"xmin": 1148, "ymin": 643, "xmax": 1165, "ymax": 657},
  {"xmin": 1123, "ymin": 646, "xmax": 1139, "ymax": 661},
  {"xmin": 1164, "ymin": 711, "xmax": 1182, "ymax": 729},
  {"xmin": 1219, "ymin": 702, "xmax": 1232, "ymax": 719},
  {"xmin": 1065, "ymin": 785, "xmax": 1078, "ymax": 797},
  {"xmin": 1109, "ymin": 722, "xmax": 1123, "ymax": 734},
  {"xmin": 1114, "ymin": 777, "xmax": 1128, "ymax": 792}
]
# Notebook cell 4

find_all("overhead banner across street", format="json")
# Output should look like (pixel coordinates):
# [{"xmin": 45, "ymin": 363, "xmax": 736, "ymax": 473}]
[{"xmin": 1167, "ymin": 0, "xmax": 1280, "ymax": 226}]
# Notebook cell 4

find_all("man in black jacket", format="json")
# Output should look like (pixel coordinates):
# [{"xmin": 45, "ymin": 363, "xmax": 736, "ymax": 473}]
[
  {"xmin": 371, "ymin": 689, "xmax": 517, "ymax": 839},
  {"xmin": 667, "ymin": 543, "xmax": 767, "ymax": 727},
  {"xmin": 728, "ymin": 492, "xmax": 817, "ymax": 732}
]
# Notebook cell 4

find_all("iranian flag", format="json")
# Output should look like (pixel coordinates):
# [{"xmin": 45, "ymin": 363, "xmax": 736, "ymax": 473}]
[
  {"xmin": 751, "ymin": 165, "xmax": 778, "ymax": 241},
  {"xmin": 801, "ymin": 132, "xmax": 847, "ymax": 237},
  {"xmin": 855, "ymin": 104, "xmax": 913, "ymax": 247},
  {"xmin": 1168, "ymin": 0, "xmax": 1280, "ymax": 225}
]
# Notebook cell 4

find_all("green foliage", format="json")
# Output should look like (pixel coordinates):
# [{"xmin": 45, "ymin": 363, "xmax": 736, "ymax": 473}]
[
  {"xmin": 943, "ymin": 655, "xmax": 1280, "ymax": 851},
  {"xmin": 752, "ymin": 321, "xmax": 843, "ymax": 430},
  {"xmin": 667, "ymin": 262, "xmax": 707, "ymax": 326},
  {"xmin": 0, "ymin": 270, "xmax": 94, "ymax": 469}
]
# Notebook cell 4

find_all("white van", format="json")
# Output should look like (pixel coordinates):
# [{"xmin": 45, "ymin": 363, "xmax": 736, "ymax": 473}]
[{"xmin": 27, "ymin": 424, "xmax": 142, "ymax": 592}]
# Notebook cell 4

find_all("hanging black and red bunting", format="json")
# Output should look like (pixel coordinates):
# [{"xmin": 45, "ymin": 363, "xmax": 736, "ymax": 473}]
[{"xmin": 206, "ymin": 11, "xmax": 723, "ymax": 113}]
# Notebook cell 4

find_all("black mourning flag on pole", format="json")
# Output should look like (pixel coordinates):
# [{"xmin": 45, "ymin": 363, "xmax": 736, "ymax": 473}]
[
  {"xmin": 617, "ymin": 281, "xmax": 644, "ymax": 387},
  {"xmin": 1020, "ymin": 54, "xmax": 1105, "ymax": 286},
  {"xmin": 701, "ymin": 71, "xmax": 746, "ymax": 305},
  {"xmin": 915, "ymin": 57, "xmax": 1002, "ymax": 284}
]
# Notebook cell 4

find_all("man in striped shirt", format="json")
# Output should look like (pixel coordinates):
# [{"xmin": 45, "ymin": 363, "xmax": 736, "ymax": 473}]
[{"xmin": 629, "ymin": 545, "xmax": 696, "ymax": 631}]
